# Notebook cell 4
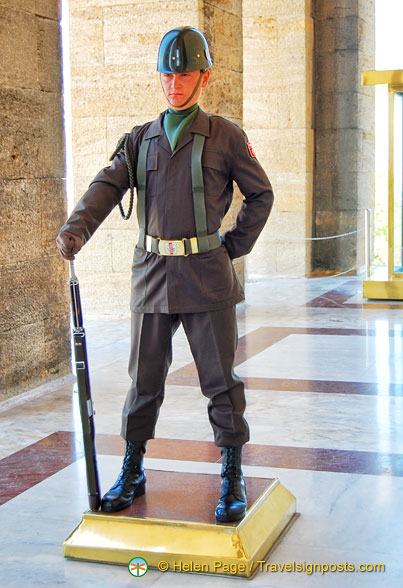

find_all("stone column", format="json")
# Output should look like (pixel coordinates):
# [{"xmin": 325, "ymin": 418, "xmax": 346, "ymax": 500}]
[
  {"xmin": 69, "ymin": 0, "xmax": 243, "ymax": 316},
  {"xmin": 200, "ymin": 0, "xmax": 244, "ymax": 283},
  {"xmin": 0, "ymin": 1, "xmax": 70, "ymax": 400},
  {"xmin": 243, "ymin": 0, "xmax": 315, "ymax": 277},
  {"xmin": 312, "ymin": 0, "xmax": 375, "ymax": 272}
]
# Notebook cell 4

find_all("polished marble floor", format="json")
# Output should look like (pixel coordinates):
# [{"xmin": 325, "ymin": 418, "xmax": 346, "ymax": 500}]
[{"xmin": 1, "ymin": 275, "xmax": 402, "ymax": 587}]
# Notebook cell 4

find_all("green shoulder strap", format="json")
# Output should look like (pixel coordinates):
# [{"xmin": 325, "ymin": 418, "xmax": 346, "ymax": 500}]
[
  {"xmin": 136, "ymin": 137, "xmax": 151, "ymax": 249},
  {"xmin": 191, "ymin": 133, "xmax": 209, "ymax": 253}
]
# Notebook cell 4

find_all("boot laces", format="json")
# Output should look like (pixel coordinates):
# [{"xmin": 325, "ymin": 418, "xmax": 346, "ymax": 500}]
[
  {"xmin": 222, "ymin": 447, "xmax": 242, "ymax": 493},
  {"xmin": 116, "ymin": 442, "xmax": 144, "ymax": 483}
]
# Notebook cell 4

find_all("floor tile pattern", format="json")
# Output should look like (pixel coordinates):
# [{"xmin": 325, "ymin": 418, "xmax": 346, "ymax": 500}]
[{"xmin": 1, "ymin": 275, "xmax": 402, "ymax": 587}]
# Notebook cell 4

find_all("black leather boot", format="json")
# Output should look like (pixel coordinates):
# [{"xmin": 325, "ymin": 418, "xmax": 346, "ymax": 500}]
[
  {"xmin": 101, "ymin": 440, "xmax": 146, "ymax": 512},
  {"xmin": 215, "ymin": 446, "xmax": 247, "ymax": 522}
]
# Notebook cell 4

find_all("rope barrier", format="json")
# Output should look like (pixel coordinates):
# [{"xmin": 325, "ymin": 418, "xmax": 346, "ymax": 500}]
[
  {"xmin": 309, "ymin": 266, "xmax": 359, "ymax": 279},
  {"xmin": 257, "ymin": 222, "xmax": 367, "ymax": 278},
  {"xmin": 247, "ymin": 266, "xmax": 360, "ymax": 281},
  {"xmin": 267, "ymin": 229, "xmax": 362, "ymax": 242}
]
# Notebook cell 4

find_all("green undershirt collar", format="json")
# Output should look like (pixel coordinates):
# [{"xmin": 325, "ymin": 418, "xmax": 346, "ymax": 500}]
[{"xmin": 163, "ymin": 104, "xmax": 199, "ymax": 151}]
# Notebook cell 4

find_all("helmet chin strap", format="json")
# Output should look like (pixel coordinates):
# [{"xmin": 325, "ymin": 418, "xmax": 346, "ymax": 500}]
[{"xmin": 163, "ymin": 70, "xmax": 205, "ymax": 109}]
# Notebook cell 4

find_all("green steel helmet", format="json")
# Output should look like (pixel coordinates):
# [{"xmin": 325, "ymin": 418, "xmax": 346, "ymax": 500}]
[{"xmin": 157, "ymin": 26, "xmax": 213, "ymax": 73}]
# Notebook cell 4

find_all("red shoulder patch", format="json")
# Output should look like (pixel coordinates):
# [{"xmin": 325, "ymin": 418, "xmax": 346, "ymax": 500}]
[{"xmin": 247, "ymin": 142, "xmax": 256, "ymax": 158}]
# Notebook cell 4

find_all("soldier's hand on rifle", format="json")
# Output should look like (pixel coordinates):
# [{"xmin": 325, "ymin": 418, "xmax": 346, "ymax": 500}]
[{"xmin": 56, "ymin": 231, "xmax": 83, "ymax": 260}]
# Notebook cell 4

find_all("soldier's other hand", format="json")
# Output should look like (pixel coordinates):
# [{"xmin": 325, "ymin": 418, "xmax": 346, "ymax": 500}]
[{"xmin": 56, "ymin": 231, "xmax": 83, "ymax": 260}]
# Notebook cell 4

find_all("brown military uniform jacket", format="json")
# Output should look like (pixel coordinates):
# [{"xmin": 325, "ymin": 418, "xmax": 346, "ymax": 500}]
[{"xmin": 61, "ymin": 108, "xmax": 274, "ymax": 313}]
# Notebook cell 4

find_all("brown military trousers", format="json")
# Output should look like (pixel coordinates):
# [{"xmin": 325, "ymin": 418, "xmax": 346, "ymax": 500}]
[{"xmin": 121, "ymin": 306, "xmax": 249, "ymax": 447}]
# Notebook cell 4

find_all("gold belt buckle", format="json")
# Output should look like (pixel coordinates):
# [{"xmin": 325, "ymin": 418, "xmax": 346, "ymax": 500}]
[{"xmin": 158, "ymin": 238, "xmax": 186, "ymax": 256}]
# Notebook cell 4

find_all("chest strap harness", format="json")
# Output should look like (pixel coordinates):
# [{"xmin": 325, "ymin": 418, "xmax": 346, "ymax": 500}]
[{"xmin": 111, "ymin": 132, "xmax": 221, "ymax": 257}]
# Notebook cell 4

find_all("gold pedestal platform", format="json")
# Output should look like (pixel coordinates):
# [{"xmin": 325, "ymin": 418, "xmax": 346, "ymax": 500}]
[
  {"xmin": 64, "ymin": 470, "xmax": 296, "ymax": 578},
  {"xmin": 363, "ymin": 278, "xmax": 403, "ymax": 300}
]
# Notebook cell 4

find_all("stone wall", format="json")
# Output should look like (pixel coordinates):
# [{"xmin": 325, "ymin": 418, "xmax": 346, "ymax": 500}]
[
  {"xmin": 243, "ymin": 0, "xmax": 315, "ymax": 277},
  {"xmin": 0, "ymin": 0, "xmax": 378, "ymax": 400},
  {"xmin": 312, "ymin": 0, "xmax": 375, "ymax": 272},
  {"xmin": 243, "ymin": 0, "xmax": 375, "ymax": 277},
  {"xmin": 69, "ymin": 0, "xmax": 244, "ymax": 316},
  {"xmin": 0, "ymin": 1, "xmax": 70, "ymax": 400}
]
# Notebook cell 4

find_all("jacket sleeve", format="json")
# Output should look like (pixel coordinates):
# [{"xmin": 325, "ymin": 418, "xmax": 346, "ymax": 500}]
[
  {"xmin": 59, "ymin": 135, "xmax": 137, "ymax": 244},
  {"xmin": 221, "ymin": 129, "xmax": 274, "ymax": 260}
]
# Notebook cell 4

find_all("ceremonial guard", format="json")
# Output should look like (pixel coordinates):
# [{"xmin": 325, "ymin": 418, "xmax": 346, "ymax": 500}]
[{"xmin": 57, "ymin": 27, "xmax": 274, "ymax": 522}]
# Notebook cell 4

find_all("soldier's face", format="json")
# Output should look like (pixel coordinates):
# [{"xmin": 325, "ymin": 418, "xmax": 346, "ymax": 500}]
[{"xmin": 160, "ymin": 70, "xmax": 210, "ymax": 110}]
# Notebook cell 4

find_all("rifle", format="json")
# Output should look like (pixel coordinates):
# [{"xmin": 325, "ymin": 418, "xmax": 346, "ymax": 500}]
[{"xmin": 69, "ymin": 260, "xmax": 101, "ymax": 512}]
